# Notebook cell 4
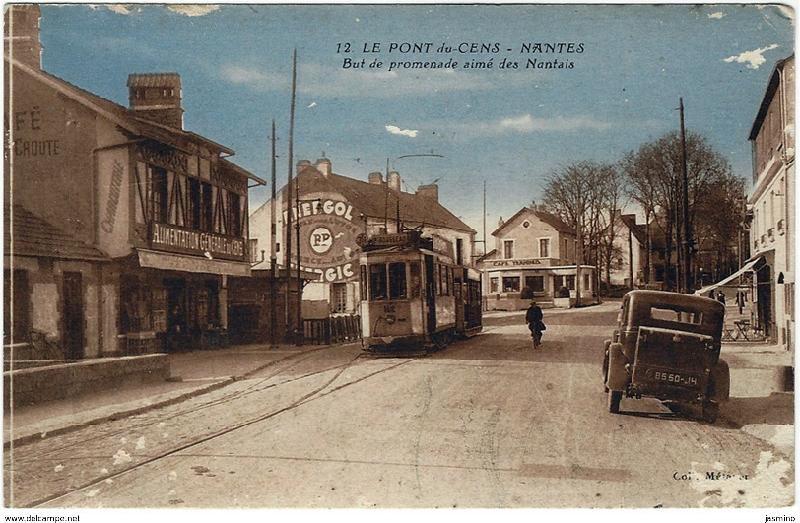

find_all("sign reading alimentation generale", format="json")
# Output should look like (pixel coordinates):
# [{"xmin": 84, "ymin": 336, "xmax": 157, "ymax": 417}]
[{"xmin": 151, "ymin": 222, "xmax": 245, "ymax": 261}]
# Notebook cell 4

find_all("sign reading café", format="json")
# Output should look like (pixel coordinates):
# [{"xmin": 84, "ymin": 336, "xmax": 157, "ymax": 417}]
[{"xmin": 151, "ymin": 222, "xmax": 245, "ymax": 261}]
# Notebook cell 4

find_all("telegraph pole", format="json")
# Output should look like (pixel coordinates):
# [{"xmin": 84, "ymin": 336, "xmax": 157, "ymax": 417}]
[
  {"xmin": 483, "ymin": 180, "xmax": 487, "ymax": 250},
  {"xmin": 291, "ymin": 49, "xmax": 303, "ymax": 344},
  {"xmin": 270, "ymin": 120, "xmax": 278, "ymax": 347},
  {"xmin": 285, "ymin": 48, "xmax": 297, "ymax": 341},
  {"xmin": 679, "ymin": 98, "xmax": 692, "ymax": 293}
]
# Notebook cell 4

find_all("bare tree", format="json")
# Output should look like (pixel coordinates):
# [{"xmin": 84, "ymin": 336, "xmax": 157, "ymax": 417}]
[
  {"xmin": 543, "ymin": 161, "xmax": 620, "ymax": 298},
  {"xmin": 622, "ymin": 131, "xmax": 740, "ymax": 290}
]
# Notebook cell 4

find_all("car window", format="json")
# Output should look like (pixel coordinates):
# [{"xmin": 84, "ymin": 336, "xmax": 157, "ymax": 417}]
[{"xmin": 649, "ymin": 306, "xmax": 702, "ymax": 324}]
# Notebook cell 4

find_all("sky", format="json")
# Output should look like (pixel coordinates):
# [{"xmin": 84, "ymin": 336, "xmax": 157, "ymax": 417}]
[{"xmin": 36, "ymin": 3, "xmax": 795, "ymax": 242}]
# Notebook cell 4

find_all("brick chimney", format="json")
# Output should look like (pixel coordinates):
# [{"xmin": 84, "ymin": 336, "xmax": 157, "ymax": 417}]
[
  {"xmin": 127, "ymin": 73, "xmax": 184, "ymax": 129},
  {"xmin": 368, "ymin": 172, "xmax": 383, "ymax": 185},
  {"xmin": 314, "ymin": 157, "xmax": 331, "ymax": 177},
  {"xmin": 4, "ymin": 5, "xmax": 42, "ymax": 70},
  {"xmin": 416, "ymin": 183, "xmax": 438, "ymax": 201},
  {"xmin": 388, "ymin": 171, "xmax": 401, "ymax": 191}
]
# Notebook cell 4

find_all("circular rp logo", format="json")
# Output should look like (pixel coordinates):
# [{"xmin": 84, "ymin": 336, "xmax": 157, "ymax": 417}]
[{"xmin": 309, "ymin": 227, "xmax": 334, "ymax": 254}]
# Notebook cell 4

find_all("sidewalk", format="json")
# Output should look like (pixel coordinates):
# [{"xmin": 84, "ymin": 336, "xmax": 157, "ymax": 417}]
[
  {"xmin": 719, "ymin": 340, "xmax": 794, "ymax": 457},
  {"xmin": 3, "ymin": 342, "xmax": 330, "ymax": 447}
]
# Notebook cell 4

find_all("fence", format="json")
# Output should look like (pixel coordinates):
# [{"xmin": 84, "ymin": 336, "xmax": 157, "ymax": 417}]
[{"xmin": 303, "ymin": 315, "xmax": 361, "ymax": 345}]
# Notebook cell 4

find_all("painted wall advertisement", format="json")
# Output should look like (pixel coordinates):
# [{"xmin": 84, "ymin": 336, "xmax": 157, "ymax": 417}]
[
  {"xmin": 284, "ymin": 196, "xmax": 362, "ymax": 283},
  {"xmin": 96, "ymin": 147, "xmax": 130, "ymax": 257}
]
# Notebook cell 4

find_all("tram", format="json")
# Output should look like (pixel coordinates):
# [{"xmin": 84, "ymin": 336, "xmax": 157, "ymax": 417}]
[{"xmin": 359, "ymin": 231, "xmax": 482, "ymax": 353}]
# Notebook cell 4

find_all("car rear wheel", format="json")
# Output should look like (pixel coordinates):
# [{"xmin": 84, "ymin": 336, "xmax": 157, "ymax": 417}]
[{"xmin": 608, "ymin": 390, "xmax": 622, "ymax": 413}]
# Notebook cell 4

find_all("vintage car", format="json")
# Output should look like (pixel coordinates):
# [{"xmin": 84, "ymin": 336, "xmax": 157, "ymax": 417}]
[{"xmin": 602, "ymin": 290, "xmax": 730, "ymax": 423}]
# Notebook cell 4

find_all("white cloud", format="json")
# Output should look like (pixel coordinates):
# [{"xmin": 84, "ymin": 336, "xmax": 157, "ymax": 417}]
[
  {"xmin": 219, "ymin": 62, "xmax": 518, "ymax": 98},
  {"xmin": 385, "ymin": 125, "xmax": 419, "ymax": 138},
  {"xmin": 453, "ymin": 113, "xmax": 612, "ymax": 137},
  {"xmin": 105, "ymin": 5, "xmax": 133, "ymax": 15},
  {"xmin": 707, "ymin": 11, "xmax": 726, "ymax": 20},
  {"xmin": 723, "ymin": 44, "xmax": 780, "ymax": 69},
  {"xmin": 167, "ymin": 5, "xmax": 220, "ymax": 17}
]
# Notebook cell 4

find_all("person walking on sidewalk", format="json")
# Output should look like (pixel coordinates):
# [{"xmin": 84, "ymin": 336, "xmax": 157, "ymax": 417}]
[{"xmin": 526, "ymin": 300, "xmax": 545, "ymax": 349}]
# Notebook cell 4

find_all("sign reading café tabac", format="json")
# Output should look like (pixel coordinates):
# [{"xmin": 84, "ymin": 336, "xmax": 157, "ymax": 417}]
[{"xmin": 151, "ymin": 222, "xmax": 246, "ymax": 261}]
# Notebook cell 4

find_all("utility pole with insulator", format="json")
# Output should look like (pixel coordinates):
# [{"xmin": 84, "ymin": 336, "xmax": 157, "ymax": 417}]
[
  {"xmin": 286, "ymin": 48, "xmax": 297, "ymax": 341},
  {"xmin": 679, "ymin": 98, "xmax": 693, "ymax": 293},
  {"xmin": 270, "ymin": 119, "xmax": 277, "ymax": 348}
]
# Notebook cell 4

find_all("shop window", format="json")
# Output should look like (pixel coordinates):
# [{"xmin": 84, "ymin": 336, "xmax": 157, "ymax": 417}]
[
  {"xmin": 554, "ymin": 275, "xmax": 564, "ymax": 290},
  {"xmin": 332, "ymin": 283, "xmax": 348, "ymax": 313},
  {"xmin": 526, "ymin": 275, "xmax": 545, "ymax": 293},
  {"xmin": 502, "ymin": 276, "xmax": 520, "ymax": 292},
  {"xmin": 3, "ymin": 269, "xmax": 30, "ymax": 344},
  {"xmin": 388, "ymin": 262, "xmax": 408, "ymax": 299},
  {"xmin": 152, "ymin": 167, "xmax": 168, "ymax": 223},
  {"xmin": 369, "ymin": 264, "xmax": 387, "ymax": 300},
  {"xmin": 539, "ymin": 238, "xmax": 550, "ymax": 258},
  {"xmin": 490, "ymin": 277, "xmax": 499, "ymax": 293},
  {"xmin": 583, "ymin": 273, "xmax": 590, "ymax": 290},
  {"xmin": 566, "ymin": 275, "xmax": 576, "ymax": 290},
  {"xmin": 503, "ymin": 240, "xmax": 514, "ymax": 259},
  {"xmin": 409, "ymin": 261, "xmax": 421, "ymax": 298},
  {"xmin": 228, "ymin": 192, "xmax": 242, "ymax": 237}
]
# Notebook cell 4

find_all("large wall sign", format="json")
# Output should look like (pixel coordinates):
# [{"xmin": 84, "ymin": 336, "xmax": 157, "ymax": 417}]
[
  {"xmin": 151, "ymin": 222, "xmax": 245, "ymax": 261},
  {"xmin": 96, "ymin": 148, "xmax": 131, "ymax": 257},
  {"xmin": 285, "ymin": 197, "xmax": 362, "ymax": 283}
]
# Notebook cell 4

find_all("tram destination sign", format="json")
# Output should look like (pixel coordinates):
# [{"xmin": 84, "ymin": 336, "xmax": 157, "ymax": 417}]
[{"xmin": 150, "ymin": 222, "xmax": 246, "ymax": 261}]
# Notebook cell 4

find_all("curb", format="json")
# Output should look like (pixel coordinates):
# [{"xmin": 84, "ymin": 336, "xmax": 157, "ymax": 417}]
[
  {"xmin": 4, "ymin": 377, "xmax": 235, "ymax": 449},
  {"xmin": 4, "ymin": 344, "xmax": 339, "ymax": 449}
]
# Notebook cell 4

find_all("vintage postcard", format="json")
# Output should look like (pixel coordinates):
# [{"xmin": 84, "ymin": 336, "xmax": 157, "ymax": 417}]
[{"xmin": 2, "ymin": 1, "xmax": 795, "ymax": 516}]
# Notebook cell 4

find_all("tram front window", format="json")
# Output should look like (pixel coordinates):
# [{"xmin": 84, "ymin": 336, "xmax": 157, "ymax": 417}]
[
  {"xmin": 369, "ymin": 263, "xmax": 387, "ymax": 300},
  {"xmin": 389, "ymin": 262, "xmax": 408, "ymax": 299},
  {"xmin": 409, "ymin": 261, "xmax": 421, "ymax": 298}
]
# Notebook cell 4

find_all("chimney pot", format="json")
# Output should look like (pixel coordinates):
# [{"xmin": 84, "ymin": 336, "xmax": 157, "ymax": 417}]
[
  {"xmin": 4, "ymin": 5, "xmax": 43, "ymax": 70},
  {"xmin": 368, "ymin": 172, "xmax": 383, "ymax": 185},
  {"xmin": 388, "ymin": 171, "xmax": 401, "ymax": 192},
  {"xmin": 127, "ymin": 73, "xmax": 184, "ymax": 129},
  {"xmin": 315, "ymin": 158, "xmax": 332, "ymax": 177},
  {"xmin": 416, "ymin": 183, "xmax": 439, "ymax": 202}
]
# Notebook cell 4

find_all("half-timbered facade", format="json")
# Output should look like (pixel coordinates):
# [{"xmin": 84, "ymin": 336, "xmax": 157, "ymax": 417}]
[{"xmin": 4, "ymin": 6, "xmax": 263, "ymax": 356}]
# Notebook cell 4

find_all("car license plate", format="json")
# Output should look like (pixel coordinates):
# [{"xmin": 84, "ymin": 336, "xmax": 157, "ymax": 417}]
[{"xmin": 653, "ymin": 370, "xmax": 698, "ymax": 386}]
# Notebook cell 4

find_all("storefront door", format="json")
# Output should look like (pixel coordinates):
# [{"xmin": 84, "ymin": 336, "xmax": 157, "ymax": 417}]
[
  {"xmin": 62, "ymin": 272, "xmax": 84, "ymax": 360},
  {"xmin": 166, "ymin": 279, "xmax": 187, "ymax": 344}
]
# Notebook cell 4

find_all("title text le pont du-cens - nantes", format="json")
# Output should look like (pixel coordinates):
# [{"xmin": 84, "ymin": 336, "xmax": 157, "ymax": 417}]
[{"xmin": 337, "ymin": 41, "xmax": 586, "ymax": 72}]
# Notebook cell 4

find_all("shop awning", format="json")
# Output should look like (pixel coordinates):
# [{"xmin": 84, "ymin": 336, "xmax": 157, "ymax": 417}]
[
  {"xmin": 137, "ymin": 249, "xmax": 250, "ymax": 277},
  {"xmin": 695, "ymin": 256, "xmax": 765, "ymax": 297}
]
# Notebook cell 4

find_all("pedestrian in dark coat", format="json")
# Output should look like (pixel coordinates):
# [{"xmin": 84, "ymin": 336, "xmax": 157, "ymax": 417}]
[{"xmin": 525, "ymin": 300, "xmax": 545, "ymax": 348}]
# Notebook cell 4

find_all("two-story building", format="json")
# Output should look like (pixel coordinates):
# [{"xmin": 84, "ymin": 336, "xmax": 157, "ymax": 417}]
[
  {"xmin": 4, "ymin": 5, "xmax": 264, "ymax": 357},
  {"xmin": 747, "ymin": 54, "xmax": 794, "ymax": 349},
  {"xmin": 606, "ymin": 212, "xmax": 647, "ymax": 289},
  {"xmin": 249, "ymin": 159, "xmax": 475, "ymax": 319},
  {"xmin": 477, "ymin": 206, "xmax": 595, "ymax": 310}
]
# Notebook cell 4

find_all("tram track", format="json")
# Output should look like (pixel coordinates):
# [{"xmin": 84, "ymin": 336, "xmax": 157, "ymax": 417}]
[
  {"xmin": 21, "ymin": 355, "xmax": 413, "ymax": 508},
  {"xmin": 10, "ymin": 345, "xmax": 358, "ymax": 459}
]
